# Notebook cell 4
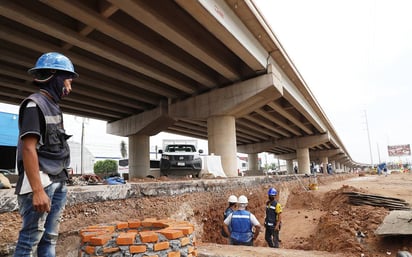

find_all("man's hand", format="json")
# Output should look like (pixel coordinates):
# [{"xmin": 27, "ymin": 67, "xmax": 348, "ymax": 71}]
[
  {"xmin": 22, "ymin": 135, "xmax": 50, "ymax": 213},
  {"xmin": 32, "ymin": 189, "xmax": 51, "ymax": 213}
]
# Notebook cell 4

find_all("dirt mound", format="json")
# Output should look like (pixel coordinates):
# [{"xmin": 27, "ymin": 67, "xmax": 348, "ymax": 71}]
[
  {"xmin": 283, "ymin": 184, "xmax": 412, "ymax": 256},
  {"xmin": 285, "ymin": 189, "xmax": 323, "ymax": 209},
  {"xmin": 311, "ymin": 186, "xmax": 388, "ymax": 254}
]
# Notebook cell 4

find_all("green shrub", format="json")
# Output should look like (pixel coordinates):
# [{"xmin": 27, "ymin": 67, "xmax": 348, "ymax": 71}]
[{"xmin": 94, "ymin": 160, "xmax": 118, "ymax": 178}]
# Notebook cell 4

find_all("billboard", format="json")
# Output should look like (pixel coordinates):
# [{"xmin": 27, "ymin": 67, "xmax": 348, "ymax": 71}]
[{"xmin": 387, "ymin": 144, "xmax": 411, "ymax": 157}]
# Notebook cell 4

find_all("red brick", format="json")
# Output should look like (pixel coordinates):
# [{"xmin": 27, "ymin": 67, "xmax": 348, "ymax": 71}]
[
  {"xmin": 87, "ymin": 225, "xmax": 116, "ymax": 233},
  {"xmin": 139, "ymin": 231, "xmax": 158, "ymax": 243},
  {"xmin": 172, "ymin": 226, "xmax": 194, "ymax": 235},
  {"xmin": 159, "ymin": 229, "xmax": 184, "ymax": 239},
  {"xmin": 154, "ymin": 241, "xmax": 170, "ymax": 251},
  {"xmin": 80, "ymin": 230, "xmax": 108, "ymax": 243},
  {"xmin": 103, "ymin": 247, "xmax": 120, "ymax": 253},
  {"xmin": 173, "ymin": 221, "xmax": 193, "ymax": 227},
  {"xmin": 180, "ymin": 237, "xmax": 190, "ymax": 246},
  {"xmin": 168, "ymin": 251, "xmax": 181, "ymax": 257},
  {"xmin": 130, "ymin": 245, "xmax": 147, "ymax": 253},
  {"xmin": 84, "ymin": 246, "xmax": 95, "ymax": 255},
  {"xmin": 116, "ymin": 221, "xmax": 129, "ymax": 230},
  {"xmin": 141, "ymin": 218, "xmax": 157, "ymax": 227},
  {"xmin": 90, "ymin": 234, "xmax": 112, "ymax": 246},
  {"xmin": 128, "ymin": 219, "xmax": 141, "ymax": 228},
  {"xmin": 116, "ymin": 232, "xmax": 137, "ymax": 245},
  {"xmin": 152, "ymin": 219, "xmax": 173, "ymax": 228}
]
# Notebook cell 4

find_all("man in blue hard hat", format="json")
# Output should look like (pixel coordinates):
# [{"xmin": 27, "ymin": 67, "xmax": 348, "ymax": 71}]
[
  {"xmin": 14, "ymin": 52, "xmax": 78, "ymax": 257},
  {"xmin": 264, "ymin": 187, "xmax": 283, "ymax": 248}
]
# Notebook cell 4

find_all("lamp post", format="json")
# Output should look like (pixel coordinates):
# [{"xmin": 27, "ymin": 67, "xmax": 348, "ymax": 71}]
[{"xmin": 75, "ymin": 116, "xmax": 88, "ymax": 175}]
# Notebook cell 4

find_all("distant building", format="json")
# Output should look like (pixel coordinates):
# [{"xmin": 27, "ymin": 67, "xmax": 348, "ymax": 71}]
[
  {"xmin": 67, "ymin": 141, "xmax": 95, "ymax": 175},
  {"xmin": 0, "ymin": 112, "xmax": 18, "ymax": 170},
  {"xmin": 0, "ymin": 111, "xmax": 94, "ymax": 173}
]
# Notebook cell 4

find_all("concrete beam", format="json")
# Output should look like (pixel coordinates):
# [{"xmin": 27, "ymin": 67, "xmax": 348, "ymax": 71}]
[
  {"xmin": 275, "ymin": 152, "xmax": 297, "ymax": 160},
  {"xmin": 332, "ymin": 153, "xmax": 349, "ymax": 162},
  {"xmin": 310, "ymin": 149, "xmax": 343, "ymax": 159},
  {"xmin": 169, "ymin": 72, "xmax": 283, "ymax": 119},
  {"xmin": 177, "ymin": 0, "xmax": 267, "ymax": 71},
  {"xmin": 276, "ymin": 133, "xmax": 330, "ymax": 149},
  {"xmin": 237, "ymin": 141, "xmax": 274, "ymax": 154},
  {"xmin": 238, "ymin": 133, "xmax": 331, "ymax": 155},
  {"xmin": 107, "ymin": 103, "xmax": 176, "ymax": 136},
  {"xmin": 276, "ymin": 149, "xmax": 342, "ymax": 161}
]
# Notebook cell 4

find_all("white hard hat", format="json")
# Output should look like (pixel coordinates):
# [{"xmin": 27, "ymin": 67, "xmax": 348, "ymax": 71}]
[
  {"xmin": 228, "ymin": 195, "xmax": 238, "ymax": 203},
  {"xmin": 238, "ymin": 195, "xmax": 248, "ymax": 204}
]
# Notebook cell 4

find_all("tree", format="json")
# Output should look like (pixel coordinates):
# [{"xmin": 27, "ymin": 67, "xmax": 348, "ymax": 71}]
[
  {"xmin": 120, "ymin": 140, "xmax": 127, "ymax": 159},
  {"xmin": 94, "ymin": 160, "xmax": 118, "ymax": 178}
]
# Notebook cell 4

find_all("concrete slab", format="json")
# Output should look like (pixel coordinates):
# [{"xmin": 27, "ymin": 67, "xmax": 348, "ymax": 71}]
[{"xmin": 375, "ymin": 210, "xmax": 412, "ymax": 236}]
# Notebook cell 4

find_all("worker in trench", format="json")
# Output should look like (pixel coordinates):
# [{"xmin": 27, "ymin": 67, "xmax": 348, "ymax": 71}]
[
  {"xmin": 221, "ymin": 195, "xmax": 238, "ymax": 244},
  {"xmin": 223, "ymin": 195, "xmax": 261, "ymax": 246},
  {"xmin": 264, "ymin": 187, "xmax": 283, "ymax": 248}
]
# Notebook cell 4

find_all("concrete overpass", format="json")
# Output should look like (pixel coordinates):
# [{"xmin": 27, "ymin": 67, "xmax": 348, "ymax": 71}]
[{"xmin": 0, "ymin": 0, "xmax": 364, "ymax": 178}]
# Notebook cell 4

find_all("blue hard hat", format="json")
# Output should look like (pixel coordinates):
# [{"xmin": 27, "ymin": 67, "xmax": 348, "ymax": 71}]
[
  {"xmin": 28, "ymin": 52, "xmax": 78, "ymax": 78},
  {"xmin": 268, "ymin": 187, "xmax": 277, "ymax": 196}
]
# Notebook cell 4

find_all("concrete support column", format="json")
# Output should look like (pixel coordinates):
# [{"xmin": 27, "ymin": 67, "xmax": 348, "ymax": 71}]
[
  {"xmin": 286, "ymin": 159, "xmax": 293, "ymax": 174},
  {"xmin": 296, "ymin": 148, "xmax": 310, "ymax": 174},
  {"xmin": 321, "ymin": 156, "xmax": 328, "ymax": 173},
  {"xmin": 332, "ymin": 160, "xmax": 336, "ymax": 171},
  {"xmin": 248, "ymin": 153, "xmax": 259, "ymax": 174},
  {"xmin": 207, "ymin": 115, "xmax": 237, "ymax": 177},
  {"xmin": 129, "ymin": 134, "xmax": 150, "ymax": 178}
]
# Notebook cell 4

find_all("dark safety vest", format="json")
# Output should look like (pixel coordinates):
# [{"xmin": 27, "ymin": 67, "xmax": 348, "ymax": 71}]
[
  {"xmin": 224, "ymin": 207, "xmax": 234, "ymax": 220},
  {"xmin": 221, "ymin": 207, "xmax": 235, "ymax": 237},
  {"xmin": 230, "ymin": 210, "xmax": 253, "ymax": 243},
  {"xmin": 264, "ymin": 200, "xmax": 278, "ymax": 227},
  {"xmin": 17, "ymin": 93, "xmax": 71, "ymax": 176}
]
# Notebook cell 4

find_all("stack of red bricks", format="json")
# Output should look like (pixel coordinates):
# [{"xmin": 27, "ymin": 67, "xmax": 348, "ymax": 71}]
[{"xmin": 79, "ymin": 218, "xmax": 197, "ymax": 257}]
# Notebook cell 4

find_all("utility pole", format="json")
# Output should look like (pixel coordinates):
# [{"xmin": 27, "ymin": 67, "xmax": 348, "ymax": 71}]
[
  {"xmin": 376, "ymin": 142, "xmax": 381, "ymax": 164},
  {"xmin": 80, "ymin": 120, "xmax": 84, "ymax": 175},
  {"xmin": 363, "ymin": 110, "xmax": 373, "ymax": 167},
  {"xmin": 75, "ymin": 116, "xmax": 88, "ymax": 175}
]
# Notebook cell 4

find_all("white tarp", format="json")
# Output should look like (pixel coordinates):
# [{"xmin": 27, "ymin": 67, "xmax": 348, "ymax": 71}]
[{"xmin": 199, "ymin": 155, "xmax": 226, "ymax": 178}]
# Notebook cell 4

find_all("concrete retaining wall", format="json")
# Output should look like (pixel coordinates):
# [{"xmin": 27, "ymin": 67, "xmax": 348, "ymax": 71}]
[{"xmin": 0, "ymin": 174, "xmax": 353, "ymax": 213}]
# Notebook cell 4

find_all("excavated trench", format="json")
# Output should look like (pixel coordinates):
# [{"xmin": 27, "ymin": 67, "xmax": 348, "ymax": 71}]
[{"xmin": 0, "ymin": 173, "xmax": 357, "ymax": 256}]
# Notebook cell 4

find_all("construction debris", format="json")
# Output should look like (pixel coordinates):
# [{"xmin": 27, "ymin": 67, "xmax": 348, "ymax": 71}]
[{"xmin": 344, "ymin": 192, "xmax": 410, "ymax": 210}]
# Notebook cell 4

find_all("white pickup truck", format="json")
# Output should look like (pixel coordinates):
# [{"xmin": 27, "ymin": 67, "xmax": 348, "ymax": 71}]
[{"xmin": 158, "ymin": 144, "xmax": 203, "ymax": 177}]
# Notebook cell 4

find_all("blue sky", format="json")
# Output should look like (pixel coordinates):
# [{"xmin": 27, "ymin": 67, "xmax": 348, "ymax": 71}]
[{"xmin": 2, "ymin": 0, "xmax": 411, "ymax": 165}]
